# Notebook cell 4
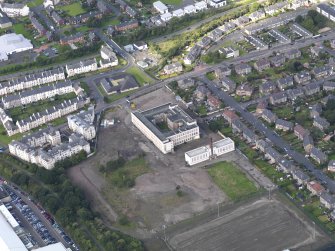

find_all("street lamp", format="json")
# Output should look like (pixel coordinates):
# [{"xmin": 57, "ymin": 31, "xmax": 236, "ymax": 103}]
[
  {"xmin": 313, "ymin": 221, "xmax": 316, "ymax": 240},
  {"xmin": 217, "ymin": 202, "xmax": 220, "ymax": 218}
]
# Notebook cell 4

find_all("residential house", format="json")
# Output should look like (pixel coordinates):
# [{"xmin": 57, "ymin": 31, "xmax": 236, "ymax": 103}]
[
  {"xmin": 248, "ymin": 10, "xmax": 265, "ymax": 21},
  {"xmin": 304, "ymin": 82, "xmax": 320, "ymax": 96},
  {"xmin": 254, "ymin": 58, "xmax": 270, "ymax": 72},
  {"xmin": 222, "ymin": 110, "xmax": 239, "ymax": 125},
  {"xmin": 234, "ymin": 16, "xmax": 250, "ymax": 26},
  {"xmin": 208, "ymin": 0, "xmax": 226, "ymax": 8},
  {"xmin": 133, "ymin": 41, "xmax": 147, "ymax": 51},
  {"xmin": 292, "ymin": 169, "xmax": 310, "ymax": 185},
  {"xmin": 320, "ymin": 192, "xmax": 335, "ymax": 209},
  {"xmin": 277, "ymin": 158, "xmax": 294, "ymax": 173},
  {"xmin": 323, "ymin": 81, "xmax": 335, "ymax": 91},
  {"xmin": 262, "ymin": 109, "xmax": 277, "ymax": 124},
  {"xmin": 184, "ymin": 5, "xmax": 196, "ymax": 14},
  {"xmin": 236, "ymin": 84, "xmax": 253, "ymax": 96},
  {"xmin": 197, "ymin": 36, "xmax": 212, "ymax": 48},
  {"xmin": 207, "ymin": 94, "xmax": 221, "ymax": 109},
  {"xmin": 194, "ymin": 1, "xmax": 207, "ymax": 11},
  {"xmin": 194, "ymin": 85, "xmax": 209, "ymax": 100},
  {"xmin": 0, "ymin": 3, "xmax": 29, "ymax": 17},
  {"xmin": 60, "ymin": 32, "xmax": 84, "ymax": 45},
  {"xmin": 208, "ymin": 28, "xmax": 223, "ymax": 41},
  {"xmin": 313, "ymin": 116, "xmax": 330, "ymax": 131},
  {"xmin": 310, "ymin": 45, "xmax": 325, "ymax": 57},
  {"xmin": 294, "ymin": 71, "xmax": 311, "ymax": 85},
  {"xmin": 160, "ymin": 12, "xmax": 172, "ymax": 22},
  {"xmin": 265, "ymin": 147, "xmax": 282, "ymax": 164},
  {"xmin": 285, "ymin": 48, "xmax": 301, "ymax": 60},
  {"xmin": 66, "ymin": 59, "xmax": 98, "ymax": 77},
  {"xmin": 242, "ymin": 127, "xmax": 257, "ymax": 144},
  {"xmin": 256, "ymin": 100, "xmax": 267, "ymax": 114},
  {"xmin": 220, "ymin": 77, "xmax": 236, "ymax": 92},
  {"xmin": 260, "ymin": 81, "xmax": 276, "ymax": 94},
  {"xmin": 277, "ymin": 76, "xmax": 294, "ymax": 90},
  {"xmin": 270, "ymin": 54, "xmax": 286, "ymax": 67},
  {"xmin": 184, "ymin": 45, "xmax": 202, "ymax": 65},
  {"xmin": 0, "ymin": 11, "xmax": 12, "ymax": 29},
  {"xmin": 312, "ymin": 65, "xmax": 333, "ymax": 79},
  {"xmin": 163, "ymin": 62, "xmax": 183, "ymax": 75},
  {"xmin": 50, "ymin": 10, "xmax": 64, "ymax": 26},
  {"xmin": 264, "ymin": 2, "xmax": 287, "ymax": 15},
  {"xmin": 115, "ymin": 20, "xmax": 139, "ymax": 32},
  {"xmin": 294, "ymin": 124, "xmax": 309, "ymax": 140},
  {"xmin": 235, "ymin": 63, "xmax": 252, "ymax": 75},
  {"xmin": 256, "ymin": 139, "xmax": 269, "ymax": 153},
  {"xmin": 153, "ymin": 1, "xmax": 168, "ymax": 14},
  {"xmin": 275, "ymin": 119, "xmax": 293, "ymax": 131},
  {"xmin": 220, "ymin": 47, "xmax": 239, "ymax": 58},
  {"xmin": 177, "ymin": 78, "xmax": 195, "ymax": 89},
  {"xmin": 126, "ymin": 6, "xmax": 137, "ymax": 17},
  {"xmin": 214, "ymin": 66, "xmax": 231, "ymax": 78},
  {"xmin": 303, "ymin": 135, "xmax": 314, "ymax": 153},
  {"xmin": 322, "ymin": 94, "xmax": 335, "ymax": 105},
  {"xmin": 172, "ymin": 9, "xmax": 184, "ymax": 17},
  {"xmin": 310, "ymin": 147, "xmax": 328, "ymax": 164},
  {"xmin": 328, "ymin": 160, "xmax": 335, "ymax": 172},
  {"xmin": 269, "ymin": 92, "xmax": 287, "ymax": 105},
  {"xmin": 310, "ymin": 104, "xmax": 322, "ymax": 118},
  {"xmin": 67, "ymin": 107, "xmax": 96, "ymax": 140},
  {"xmin": 231, "ymin": 119, "xmax": 245, "ymax": 133},
  {"xmin": 29, "ymin": 14, "xmax": 47, "ymax": 36},
  {"xmin": 307, "ymin": 181, "xmax": 325, "ymax": 196},
  {"xmin": 287, "ymin": 88, "xmax": 304, "ymax": 101},
  {"xmin": 97, "ymin": 0, "xmax": 111, "ymax": 14}
]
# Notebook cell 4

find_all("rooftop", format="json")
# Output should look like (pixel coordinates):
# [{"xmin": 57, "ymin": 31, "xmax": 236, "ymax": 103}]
[{"xmin": 132, "ymin": 103, "xmax": 197, "ymax": 141}]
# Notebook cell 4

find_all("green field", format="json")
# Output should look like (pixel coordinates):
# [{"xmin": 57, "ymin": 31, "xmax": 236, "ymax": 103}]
[
  {"xmin": 8, "ymin": 92, "xmax": 77, "ymax": 122},
  {"xmin": 161, "ymin": 0, "xmax": 182, "ymax": 5},
  {"xmin": 13, "ymin": 24, "xmax": 33, "ymax": 40},
  {"xmin": 207, "ymin": 161, "xmax": 258, "ymax": 201},
  {"xmin": 27, "ymin": 0, "xmax": 44, "ymax": 7},
  {"xmin": 57, "ymin": 2, "xmax": 86, "ymax": 17},
  {"xmin": 126, "ymin": 66, "xmax": 154, "ymax": 86},
  {"xmin": 0, "ymin": 125, "xmax": 22, "ymax": 146}
]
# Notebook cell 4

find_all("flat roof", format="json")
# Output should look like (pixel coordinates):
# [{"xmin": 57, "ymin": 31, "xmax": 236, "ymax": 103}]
[
  {"xmin": 35, "ymin": 242, "xmax": 68, "ymax": 251},
  {"xmin": 0, "ymin": 33, "xmax": 33, "ymax": 56},
  {"xmin": 185, "ymin": 146, "xmax": 209, "ymax": 157},
  {"xmin": 213, "ymin": 138, "xmax": 234, "ymax": 148},
  {"xmin": 0, "ymin": 205, "xmax": 19, "ymax": 229},
  {"xmin": 133, "ymin": 103, "xmax": 197, "ymax": 141},
  {"xmin": 0, "ymin": 213, "xmax": 27, "ymax": 251}
]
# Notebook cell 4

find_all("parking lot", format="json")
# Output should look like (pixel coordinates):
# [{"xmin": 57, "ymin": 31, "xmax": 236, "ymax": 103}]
[{"xmin": 3, "ymin": 184, "xmax": 79, "ymax": 250}]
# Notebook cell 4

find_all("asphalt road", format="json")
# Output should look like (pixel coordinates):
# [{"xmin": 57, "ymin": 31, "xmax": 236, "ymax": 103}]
[{"xmin": 201, "ymin": 77, "xmax": 335, "ymax": 193}]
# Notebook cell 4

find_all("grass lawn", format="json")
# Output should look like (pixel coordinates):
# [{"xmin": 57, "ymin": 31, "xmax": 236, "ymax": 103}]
[
  {"xmin": 0, "ymin": 125, "xmax": 22, "ymax": 146},
  {"xmin": 57, "ymin": 2, "xmax": 86, "ymax": 17},
  {"xmin": 107, "ymin": 157, "xmax": 150, "ymax": 187},
  {"xmin": 13, "ymin": 24, "xmax": 33, "ymax": 40},
  {"xmin": 126, "ymin": 66, "xmax": 153, "ymax": 86},
  {"xmin": 97, "ymin": 84, "xmax": 135, "ymax": 103},
  {"xmin": 207, "ymin": 161, "xmax": 258, "ymax": 201},
  {"xmin": 161, "ymin": 0, "xmax": 182, "ymax": 5},
  {"xmin": 8, "ymin": 92, "xmax": 77, "ymax": 122},
  {"xmin": 27, "ymin": 0, "xmax": 44, "ymax": 7}
]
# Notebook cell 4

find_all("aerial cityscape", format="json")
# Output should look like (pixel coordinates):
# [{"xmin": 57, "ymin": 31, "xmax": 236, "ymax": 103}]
[{"xmin": 2, "ymin": 0, "xmax": 335, "ymax": 250}]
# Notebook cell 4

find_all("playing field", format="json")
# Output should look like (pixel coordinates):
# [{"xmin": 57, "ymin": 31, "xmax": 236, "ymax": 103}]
[{"xmin": 168, "ymin": 198, "xmax": 326, "ymax": 251}]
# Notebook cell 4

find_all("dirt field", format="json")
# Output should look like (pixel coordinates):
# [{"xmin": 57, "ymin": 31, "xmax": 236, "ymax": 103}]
[
  {"xmin": 168, "ymin": 196, "xmax": 331, "ymax": 251},
  {"xmin": 68, "ymin": 88, "xmax": 232, "ymax": 237}
]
